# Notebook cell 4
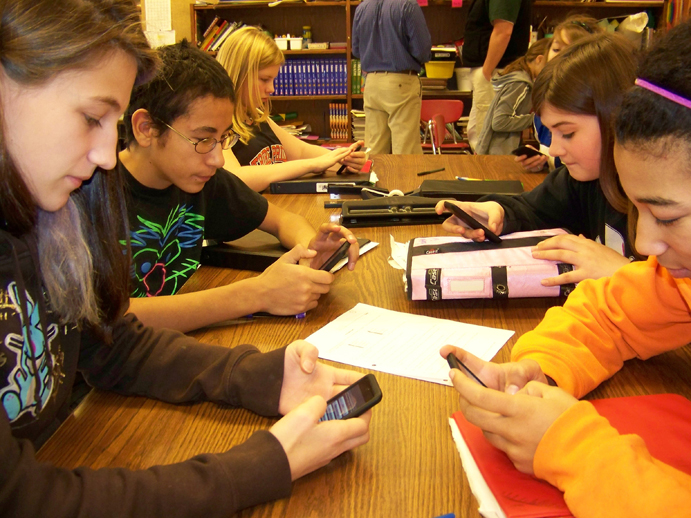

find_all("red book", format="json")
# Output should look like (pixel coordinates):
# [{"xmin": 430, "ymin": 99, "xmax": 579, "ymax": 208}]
[{"xmin": 451, "ymin": 394, "xmax": 691, "ymax": 518}]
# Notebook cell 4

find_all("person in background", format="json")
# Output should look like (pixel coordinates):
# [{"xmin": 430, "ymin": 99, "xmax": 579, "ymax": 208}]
[
  {"xmin": 462, "ymin": 0, "xmax": 531, "ymax": 152},
  {"xmin": 442, "ymin": 20, "xmax": 691, "ymax": 517},
  {"xmin": 475, "ymin": 38, "xmax": 550, "ymax": 155},
  {"xmin": 0, "ymin": 1, "xmax": 372, "ymax": 516},
  {"xmin": 352, "ymin": 0, "xmax": 431, "ymax": 155},
  {"xmin": 516, "ymin": 15, "xmax": 603, "ymax": 172},
  {"xmin": 437, "ymin": 33, "xmax": 637, "ymax": 287},
  {"xmin": 216, "ymin": 26, "xmax": 366, "ymax": 192},
  {"xmin": 121, "ymin": 41, "xmax": 359, "ymax": 333}
]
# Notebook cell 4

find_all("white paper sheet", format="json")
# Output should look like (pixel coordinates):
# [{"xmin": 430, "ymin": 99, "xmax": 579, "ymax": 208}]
[
  {"xmin": 307, "ymin": 303, "xmax": 514, "ymax": 385},
  {"xmin": 144, "ymin": 0, "xmax": 172, "ymax": 32},
  {"xmin": 449, "ymin": 418, "xmax": 506, "ymax": 518}
]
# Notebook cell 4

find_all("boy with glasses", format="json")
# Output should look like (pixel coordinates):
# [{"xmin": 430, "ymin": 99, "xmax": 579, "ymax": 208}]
[{"xmin": 119, "ymin": 41, "xmax": 359, "ymax": 332}]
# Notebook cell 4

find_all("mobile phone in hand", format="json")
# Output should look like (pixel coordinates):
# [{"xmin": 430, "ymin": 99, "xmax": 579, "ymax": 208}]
[
  {"xmin": 447, "ymin": 353, "xmax": 488, "ymax": 388},
  {"xmin": 319, "ymin": 241, "xmax": 351, "ymax": 271},
  {"xmin": 443, "ymin": 201, "xmax": 502, "ymax": 244},
  {"xmin": 336, "ymin": 144, "xmax": 363, "ymax": 175},
  {"xmin": 511, "ymin": 145, "xmax": 544, "ymax": 158},
  {"xmin": 320, "ymin": 373, "xmax": 382, "ymax": 421}
]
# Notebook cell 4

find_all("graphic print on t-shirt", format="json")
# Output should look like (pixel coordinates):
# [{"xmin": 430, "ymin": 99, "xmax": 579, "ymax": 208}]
[
  {"xmin": 0, "ymin": 281, "xmax": 57, "ymax": 422},
  {"xmin": 129, "ymin": 204, "xmax": 204, "ymax": 297},
  {"xmin": 249, "ymin": 143, "xmax": 287, "ymax": 166}
]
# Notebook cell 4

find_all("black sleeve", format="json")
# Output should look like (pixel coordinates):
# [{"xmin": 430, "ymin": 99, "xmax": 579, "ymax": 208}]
[
  {"xmin": 203, "ymin": 169, "xmax": 269, "ymax": 242},
  {"xmin": 480, "ymin": 166, "xmax": 590, "ymax": 236},
  {"xmin": 1, "ymin": 411, "xmax": 292, "ymax": 518}
]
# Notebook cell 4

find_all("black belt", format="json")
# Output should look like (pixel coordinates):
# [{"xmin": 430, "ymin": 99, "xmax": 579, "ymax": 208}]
[{"xmin": 370, "ymin": 70, "xmax": 419, "ymax": 76}]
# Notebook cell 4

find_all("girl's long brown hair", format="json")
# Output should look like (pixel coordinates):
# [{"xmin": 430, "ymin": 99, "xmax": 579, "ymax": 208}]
[
  {"xmin": 0, "ymin": 0, "xmax": 158, "ymax": 333},
  {"xmin": 532, "ymin": 33, "xmax": 637, "ymax": 213}
]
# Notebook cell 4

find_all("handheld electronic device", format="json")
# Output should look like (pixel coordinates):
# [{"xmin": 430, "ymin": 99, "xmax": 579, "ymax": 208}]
[
  {"xmin": 447, "ymin": 353, "xmax": 488, "ymax": 388},
  {"xmin": 336, "ymin": 144, "xmax": 363, "ymax": 175},
  {"xmin": 511, "ymin": 145, "xmax": 544, "ymax": 158},
  {"xmin": 443, "ymin": 201, "xmax": 502, "ymax": 244},
  {"xmin": 319, "ymin": 241, "xmax": 351, "ymax": 271},
  {"xmin": 320, "ymin": 373, "xmax": 382, "ymax": 421}
]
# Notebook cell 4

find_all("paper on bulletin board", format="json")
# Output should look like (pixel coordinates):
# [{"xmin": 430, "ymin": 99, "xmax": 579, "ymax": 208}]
[
  {"xmin": 145, "ymin": 30, "xmax": 176, "ymax": 48},
  {"xmin": 451, "ymin": 0, "xmax": 463, "ymax": 7},
  {"xmin": 144, "ymin": 0, "xmax": 172, "ymax": 32},
  {"xmin": 417, "ymin": 0, "xmax": 429, "ymax": 6}
]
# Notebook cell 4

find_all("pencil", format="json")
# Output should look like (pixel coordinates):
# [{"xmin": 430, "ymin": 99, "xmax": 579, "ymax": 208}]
[{"xmin": 417, "ymin": 167, "xmax": 446, "ymax": 176}]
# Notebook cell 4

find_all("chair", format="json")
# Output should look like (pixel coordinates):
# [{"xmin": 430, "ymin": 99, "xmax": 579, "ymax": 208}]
[{"xmin": 420, "ymin": 100, "xmax": 470, "ymax": 154}]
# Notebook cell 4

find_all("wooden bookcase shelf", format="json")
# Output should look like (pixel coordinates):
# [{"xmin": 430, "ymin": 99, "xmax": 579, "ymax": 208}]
[{"xmin": 192, "ymin": 0, "xmax": 669, "ymax": 142}]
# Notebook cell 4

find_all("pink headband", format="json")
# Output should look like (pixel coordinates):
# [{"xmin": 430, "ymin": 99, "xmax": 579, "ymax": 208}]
[{"xmin": 635, "ymin": 78, "xmax": 691, "ymax": 109}]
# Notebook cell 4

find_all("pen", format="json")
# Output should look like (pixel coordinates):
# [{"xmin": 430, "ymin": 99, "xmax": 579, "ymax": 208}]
[
  {"xmin": 251, "ymin": 312, "xmax": 307, "ymax": 319},
  {"xmin": 417, "ymin": 167, "xmax": 445, "ymax": 176},
  {"xmin": 447, "ymin": 353, "xmax": 488, "ymax": 388},
  {"xmin": 455, "ymin": 176, "xmax": 483, "ymax": 181}
]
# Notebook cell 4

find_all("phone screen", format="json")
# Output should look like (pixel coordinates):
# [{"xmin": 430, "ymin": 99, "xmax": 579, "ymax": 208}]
[{"xmin": 320, "ymin": 374, "xmax": 382, "ymax": 421}]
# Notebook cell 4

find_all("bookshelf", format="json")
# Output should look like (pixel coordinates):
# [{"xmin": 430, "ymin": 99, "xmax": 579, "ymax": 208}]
[
  {"xmin": 192, "ymin": 1, "xmax": 355, "ymax": 141},
  {"xmin": 191, "ymin": 0, "xmax": 672, "ymax": 143}
]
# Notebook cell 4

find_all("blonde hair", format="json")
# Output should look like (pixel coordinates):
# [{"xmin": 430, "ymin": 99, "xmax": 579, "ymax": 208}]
[{"xmin": 217, "ymin": 26, "xmax": 284, "ymax": 144}]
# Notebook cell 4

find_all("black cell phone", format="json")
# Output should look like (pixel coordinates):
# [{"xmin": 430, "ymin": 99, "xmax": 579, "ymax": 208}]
[
  {"xmin": 443, "ymin": 201, "xmax": 502, "ymax": 244},
  {"xmin": 447, "ymin": 353, "xmax": 488, "ymax": 388},
  {"xmin": 511, "ymin": 145, "xmax": 544, "ymax": 158},
  {"xmin": 336, "ymin": 144, "xmax": 363, "ymax": 175},
  {"xmin": 320, "ymin": 373, "xmax": 382, "ymax": 421},
  {"xmin": 319, "ymin": 241, "xmax": 351, "ymax": 271}
]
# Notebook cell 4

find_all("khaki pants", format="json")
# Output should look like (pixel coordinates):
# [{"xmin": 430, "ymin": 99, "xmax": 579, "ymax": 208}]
[
  {"xmin": 363, "ymin": 72, "xmax": 423, "ymax": 155},
  {"xmin": 467, "ymin": 67, "xmax": 500, "ymax": 152}
]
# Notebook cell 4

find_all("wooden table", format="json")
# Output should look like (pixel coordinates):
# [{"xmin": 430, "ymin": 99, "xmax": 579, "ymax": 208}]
[{"xmin": 37, "ymin": 155, "xmax": 691, "ymax": 518}]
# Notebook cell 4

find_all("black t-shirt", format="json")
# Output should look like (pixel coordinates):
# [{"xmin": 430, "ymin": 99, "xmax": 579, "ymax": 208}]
[
  {"xmin": 121, "ymin": 161, "xmax": 269, "ymax": 297},
  {"xmin": 232, "ymin": 121, "xmax": 288, "ymax": 166},
  {"xmin": 462, "ymin": 0, "xmax": 532, "ymax": 68},
  {"xmin": 481, "ymin": 165, "xmax": 633, "ymax": 259}
]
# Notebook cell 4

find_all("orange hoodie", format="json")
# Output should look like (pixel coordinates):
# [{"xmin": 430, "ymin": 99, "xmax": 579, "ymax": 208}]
[{"xmin": 511, "ymin": 257, "xmax": 691, "ymax": 517}]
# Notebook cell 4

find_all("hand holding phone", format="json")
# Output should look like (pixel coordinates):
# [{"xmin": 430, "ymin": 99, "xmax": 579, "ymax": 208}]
[
  {"xmin": 336, "ymin": 144, "xmax": 363, "ymax": 175},
  {"xmin": 447, "ymin": 353, "xmax": 488, "ymax": 387},
  {"xmin": 443, "ymin": 201, "xmax": 502, "ymax": 244},
  {"xmin": 511, "ymin": 145, "xmax": 544, "ymax": 158},
  {"xmin": 319, "ymin": 241, "xmax": 351, "ymax": 271},
  {"xmin": 320, "ymin": 373, "xmax": 382, "ymax": 421}
]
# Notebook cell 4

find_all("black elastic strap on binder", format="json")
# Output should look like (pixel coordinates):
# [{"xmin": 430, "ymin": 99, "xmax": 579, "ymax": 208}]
[
  {"xmin": 491, "ymin": 266, "xmax": 509, "ymax": 298},
  {"xmin": 411, "ymin": 236, "xmax": 551, "ymax": 256},
  {"xmin": 425, "ymin": 268, "xmax": 442, "ymax": 301},
  {"xmin": 558, "ymin": 263, "xmax": 576, "ymax": 297}
]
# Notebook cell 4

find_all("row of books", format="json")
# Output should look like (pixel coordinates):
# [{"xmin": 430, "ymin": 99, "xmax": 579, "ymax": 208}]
[
  {"xmin": 351, "ymin": 58, "xmax": 364, "ymax": 94},
  {"xmin": 198, "ymin": 17, "xmax": 242, "ymax": 52},
  {"xmin": 274, "ymin": 58, "xmax": 349, "ymax": 96},
  {"xmin": 329, "ymin": 103, "xmax": 348, "ymax": 140}
]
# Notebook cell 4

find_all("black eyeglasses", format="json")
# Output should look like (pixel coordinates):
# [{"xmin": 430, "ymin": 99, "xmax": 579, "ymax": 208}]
[{"xmin": 158, "ymin": 120, "xmax": 239, "ymax": 154}]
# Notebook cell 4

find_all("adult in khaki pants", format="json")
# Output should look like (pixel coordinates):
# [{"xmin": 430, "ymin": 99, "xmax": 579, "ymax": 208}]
[{"xmin": 352, "ymin": 0, "xmax": 431, "ymax": 155}]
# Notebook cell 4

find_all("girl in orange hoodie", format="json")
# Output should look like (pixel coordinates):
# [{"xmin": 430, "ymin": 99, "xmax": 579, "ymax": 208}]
[{"xmin": 442, "ymin": 20, "xmax": 691, "ymax": 518}]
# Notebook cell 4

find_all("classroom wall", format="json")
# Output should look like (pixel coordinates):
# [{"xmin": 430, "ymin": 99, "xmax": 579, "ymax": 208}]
[{"xmin": 141, "ymin": 0, "xmax": 195, "ymax": 43}]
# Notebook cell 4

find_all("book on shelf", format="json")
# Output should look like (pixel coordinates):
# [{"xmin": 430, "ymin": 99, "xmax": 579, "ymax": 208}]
[
  {"xmin": 274, "ymin": 57, "xmax": 348, "ymax": 96},
  {"xmin": 450, "ymin": 393, "xmax": 691, "ymax": 518}
]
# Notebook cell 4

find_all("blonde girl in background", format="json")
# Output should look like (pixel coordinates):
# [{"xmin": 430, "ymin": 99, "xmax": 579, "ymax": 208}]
[{"xmin": 217, "ymin": 26, "xmax": 366, "ymax": 192}]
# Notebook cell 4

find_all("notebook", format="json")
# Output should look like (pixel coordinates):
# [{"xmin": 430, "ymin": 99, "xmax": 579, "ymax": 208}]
[{"xmin": 450, "ymin": 393, "xmax": 691, "ymax": 518}]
